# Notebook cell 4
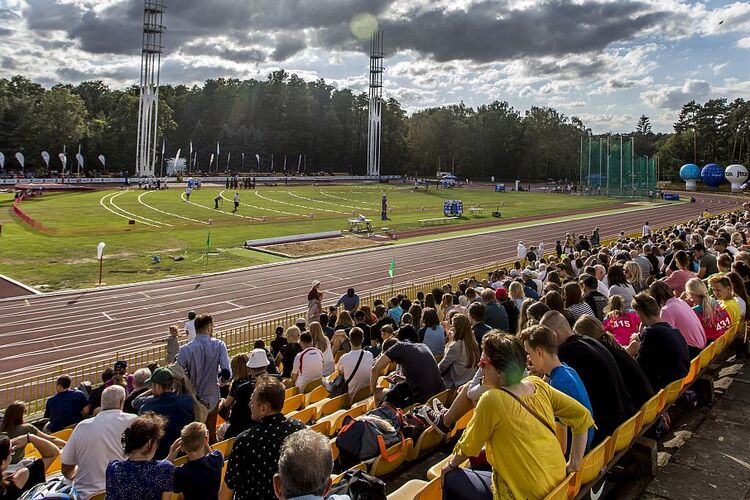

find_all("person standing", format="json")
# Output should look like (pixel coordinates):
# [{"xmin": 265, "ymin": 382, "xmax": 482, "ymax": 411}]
[
  {"xmin": 642, "ymin": 221, "xmax": 652, "ymax": 238},
  {"xmin": 185, "ymin": 311, "xmax": 197, "ymax": 342},
  {"xmin": 233, "ymin": 192, "xmax": 240, "ymax": 213},
  {"xmin": 214, "ymin": 194, "xmax": 222, "ymax": 210},
  {"xmin": 185, "ymin": 185, "xmax": 192, "ymax": 201},
  {"xmin": 177, "ymin": 314, "xmax": 231, "ymax": 444}
]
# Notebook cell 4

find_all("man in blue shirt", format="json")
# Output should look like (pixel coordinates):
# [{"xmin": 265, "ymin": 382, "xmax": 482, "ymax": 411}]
[
  {"xmin": 334, "ymin": 288, "xmax": 360, "ymax": 313},
  {"xmin": 177, "ymin": 314, "xmax": 231, "ymax": 443},
  {"xmin": 43, "ymin": 375, "xmax": 88, "ymax": 432},
  {"xmin": 387, "ymin": 297, "xmax": 403, "ymax": 325},
  {"xmin": 520, "ymin": 325, "xmax": 595, "ymax": 453},
  {"xmin": 138, "ymin": 367, "xmax": 195, "ymax": 459}
]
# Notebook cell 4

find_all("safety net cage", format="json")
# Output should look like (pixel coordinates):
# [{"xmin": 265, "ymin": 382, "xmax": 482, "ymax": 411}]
[{"xmin": 579, "ymin": 136, "xmax": 657, "ymax": 197}]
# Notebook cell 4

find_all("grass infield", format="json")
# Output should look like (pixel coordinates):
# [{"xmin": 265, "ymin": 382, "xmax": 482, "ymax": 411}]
[{"xmin": 0, "ymin": 183, "xmax": 622, "ymax": 290}]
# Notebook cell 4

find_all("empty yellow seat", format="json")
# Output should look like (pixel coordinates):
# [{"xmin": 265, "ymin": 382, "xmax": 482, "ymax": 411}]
[
  {"xmin": 388, "ymin": 480, "xmax": 427, "ymax": 500},
  {"xmin": 305, "ymin": 384, "xmax": 330, "ymax": 406},
  {"xmin": 316, "ymin": 394, "xmax": 348, "ymax": 419},
  {"xmin": 663, "ymin": 378, "xmax": 684, "ymax": 406},
  {"xmin": 282, "ymin": 393, "xmax": 305, "ymax": 415},
  {"xmin": 408, "ymin": 426, "xmax": 445, "ymax": 460},
  {"xmin": 571, "ymin": 436, "xmax": 610, "ymax": 496},
  {"xmin": 284, "ymin": 386, "xmax": 299, "ymax": 399},
  {"xmin": 211, "ymin": 437, "xmax": 236, "ymax": 457},
  {"xmin": 699, "ymin": 343, "xmax": 716, "ymax": 370},
  {"xmin": 543, "ymin": 472, "xmax": 575, "ymax": 500},
  {"xmin": 639, "ymin": 389, "xmax": 664, "ymax": 429},
  {"xmin": 427, "ymin": 456, "xmax": 469, "ymax": 480},
  {"xmin": 605, "ymin": 411, "xmax": 643, "ymax": 462},
  {"xmin": 369, "ymin": 439, "xmax": 413, "ymax": 477},
  {"xmin": 303, "ymin": 379, "xmax": 324, "ymax": 395},
  {"xmin": 309, "ymin": 420, "xmax": 331, "ymax": 436},
  {"xmin": 287, "ymin": 406, "xmax": 317, "ymax": 425},
  {"xmin": 682, "ymin": 357, "xmax": 700, "ymax": 387},
  {"xmin": 319, "ymin": 403, "xmax": 368, "ymax": 436}
]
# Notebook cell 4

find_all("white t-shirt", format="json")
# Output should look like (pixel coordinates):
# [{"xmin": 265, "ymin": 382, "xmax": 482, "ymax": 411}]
[
  {"xmin": 643, "ymin": 224, "xmax": 651, "ymax": 237},
  {"xmin": 338, "ymin": 349, "xmax": 374, "ymax": 396},
  {"xmin": 292, "ymin": 347, "xmax": 324, "ymax": 390},
  {"xmin": 185, "ymin": 320, "xmax": 196, "ymax": 342},
  {"xmin": 597, "ymin": 280, "xmax": 610, "ymax": 297},
  {"xmin": 61, "ymin": 410, "xmax": 136, "ymax": 500}
]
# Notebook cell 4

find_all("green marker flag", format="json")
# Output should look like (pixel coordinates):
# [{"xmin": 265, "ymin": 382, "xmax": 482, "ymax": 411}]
[
  {"xmin": 388, "ymin": 257, "xmax": 396, "ymax": 278},
  {"xmin": 206, "ymin": 231, "xmax": 212, "ymax": 252}
]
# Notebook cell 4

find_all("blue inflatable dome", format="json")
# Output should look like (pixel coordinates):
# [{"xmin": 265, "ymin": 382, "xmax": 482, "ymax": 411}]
[
  {"xmin": 701, "ymin": 163, "xmax": 724, "ymax": 188},
  {"xmin": 679, "ymin": 164, "xmax": 700, "ymax": 180}
]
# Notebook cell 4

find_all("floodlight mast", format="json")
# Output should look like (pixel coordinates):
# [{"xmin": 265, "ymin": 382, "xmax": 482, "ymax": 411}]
[
  {"xmin": 367, "ymin": 30, "xmax": 384, "ymax": 178},
  {"xmin": 136, "ymin": 0, "xmax": 166, "ymax": 177}
]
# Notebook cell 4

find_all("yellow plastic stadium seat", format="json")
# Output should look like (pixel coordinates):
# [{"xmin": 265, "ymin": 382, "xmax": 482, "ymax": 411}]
[
  {"xmin": 349, "ymin": 386, "xmax": 372, "ymax": 406},
  {"xmin": 90, "ymin": 493, "xmax": 106, "ymax": 500},
  {"xmin": 287, "ymin": 406, "xmax": 317, "ymax": 425},
  {"xmin": 305, "ymin": 384, "xmax": 330, "ymax": 406},
  {"xmin": 605, "ymin": 411, "xmax": 643, "ymax": 462},
  {"xmin": 713, "ymin": 335, "xmax": 727, "ymax": 356},
  {"xmin": 173, "ymin": 454, "xmax": 189, "ymax": 467},
  {"xmin": 682, "ymin": 357, "xmax": 700, "ymax": 387},
  {"xmin": 51, "ymin": 428, "xmax": 73, "ymax": 441},
  {"xmin": 414, "ymin": 476, "xmax": 442, "ymax": 500},
  {"xmin": 332, "ymin": 463, "xmax": 367, "ymax": 485},
  {"xmin": 303, "ymin": 379, "xmax": 324, "ymax": 395},
  {"xmin": 430, "ymin": 389, "xmax": 452, "ymax": 407},
  {"xmin": 322, "ymin": 403, "xmax": 369, "ymax": 436},
  {"xmin": 699, "ymin": 343, "xmax": 716, "ymax": 370},
  {"xmin": 408, "ymin": 426, "xmax": 445, "ymax": 460},
  {"xmin": 640, "ymin": 389, "xmax": 665, "ymax": 429},
  {"xmin": 211, "ymin": 437, "xmax": 236, "ymax": 457},
  {"xmin": 543, "ymin": 473, "xmax": 575, "ymax": 500},
  {"xmin": 316, "ymin": 395, "xmax": 348, "ymax": 419},
  {"xmin": 427, "ymin": 457, "xmax": 469, "ymax": 481},
  {"xmin": 447, "ymin": 409, "xmax": 474, "ymax": 440},
  {"xmin": 309, "ymin": 420, "xmax": 331, "ymax": 436},
  {"xmin": 285, "ymin": 386, "xmax": 299, "ymax": 399},
  {"xmin": 330, "ymin": 439, "xmax": 340, "ymax": 461},
  {"xmin": 388, "ymin": 480, "xmax": 427, "ymax": 500},
  {"xmin": 170, "ymin": 493, "xmax": 185, "ymax": 500},
  {"xmin": 571, "ymin": 436, "xmax": 610, "ymax": 495},
  {"xmin": 663, "ymin": 378, "xmax": 684, "ymax": 406},
  {"xmin": 282, "ymin": 393, "xmax": 305, "ymax": 414},
  {"xmin": 369, "ymin": 439, "xmax": 413, "ymax": 477}
]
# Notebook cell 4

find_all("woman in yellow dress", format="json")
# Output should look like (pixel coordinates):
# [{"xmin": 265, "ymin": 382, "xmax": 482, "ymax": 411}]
[{"xmin": 441, "ymin": 333, "xmax": 594, "ymax": 499}]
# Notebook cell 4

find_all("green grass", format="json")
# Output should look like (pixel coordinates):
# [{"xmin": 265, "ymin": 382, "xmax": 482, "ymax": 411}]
[{"xmin": 0, "ymin": 184, "xmax": 622, "ymax": 290}]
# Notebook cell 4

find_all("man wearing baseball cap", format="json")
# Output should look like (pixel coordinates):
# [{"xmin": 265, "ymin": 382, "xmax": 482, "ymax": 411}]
[
  {"xmin": 139, "ymin": 367, "xmax": 195, "ymax": 459},
  {"xmin": 495, "ymin": 287, "xmax": 519, "ymax": 333}
]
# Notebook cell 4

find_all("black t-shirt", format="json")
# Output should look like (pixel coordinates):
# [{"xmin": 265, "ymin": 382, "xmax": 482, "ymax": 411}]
[
  {"xmin": 1, "ymin": 458, "xmax": 45, "ymax": 500},
  {"xmin": 228, "ymin": 376, "xmax": 255, "ymax": 437},
  {"xmin": 385, "ymin": 342, "xmax": 445, "ymax": 403},
  {"xmin": 270, "ymin": 337, "xmax": 288, "ymax": 357},
  {"xmin": 279, "ymin": 343, "xmax": 303, "ymax": 378},
  {"xmin": 584, "ymin": 291, "xmax": 608, "ymax": 321},
  {"xmin": 558, "ymin": 335, "xmax": 635, "ymax": 444},
  {"xmin": 371, "ymin": 317, "xmax": 396, "ymax": 345},
  {"xmin": 174, "ymin": 450, "xmax": 224, "ymax": 500},
  {"xmin": 355, "ymin": 322, "xmax": 373, "ymax": 346},
  {"xmin": 396, "ymin": 325, "xmax": 419, "ymax": 343},
  {"xmin": 500, "ymin": 301, "xmax": 519, "ymax": 333},
  {"xmin": 637, "ymin": 322, "xmax": 690, "ymax": 390},
  {"xmin": 123, "ymin": 387, "xmax": 149, "ymax": 414},
  {"xmin": 603, "ymin": 344, "xmax": 655, "ymax": 409}
]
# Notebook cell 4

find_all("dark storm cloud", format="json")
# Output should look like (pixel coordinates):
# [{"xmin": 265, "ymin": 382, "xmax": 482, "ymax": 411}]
[
  {"xmin": 23, "ymin": 0, "xmax": 671, "ymax": 66},
  {"xmin": 271, "ymin": 35, "xmax": 306, "ymax": 61},
  {"xmin": 380, "ymin": 1, "xmax": 668, "ymax": 62}
]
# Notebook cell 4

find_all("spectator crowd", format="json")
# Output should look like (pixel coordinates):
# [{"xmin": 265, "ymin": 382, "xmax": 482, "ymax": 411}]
[{"xmin": 2, "ymin": 208, "xmax": 750, "ymax": 499}]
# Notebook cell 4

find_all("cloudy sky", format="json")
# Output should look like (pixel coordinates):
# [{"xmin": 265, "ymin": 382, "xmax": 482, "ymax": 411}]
[{"xmin": 2, "ymin": 0, "xmax": 749, "ymax": 133}]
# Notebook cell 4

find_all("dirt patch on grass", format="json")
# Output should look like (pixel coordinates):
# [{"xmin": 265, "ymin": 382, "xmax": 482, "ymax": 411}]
[{"xmin": 259, "ymin": 235, "xmax": 389, "ymax": 257}]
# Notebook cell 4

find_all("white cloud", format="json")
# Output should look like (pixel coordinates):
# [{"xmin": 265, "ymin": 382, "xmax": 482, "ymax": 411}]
[
  {"xmin": 641, "ymin": 79, "xmax": 712, "ymax": 110},
  {"xmin": 738, "ymin": 37, "xmax": 750, "ymax": 49}
]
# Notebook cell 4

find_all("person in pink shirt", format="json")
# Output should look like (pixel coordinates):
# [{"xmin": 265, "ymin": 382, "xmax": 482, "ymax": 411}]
[
  {"xmin": 650, "ymin": 281, "xmax": 706, "ymax": 358},
  {"xmin": 663, "ymin": 250, "xmax": 697, "ymax": 296},
  {"xmin": 684, "ymin": 278, "xmax": 730, "ymax": 343},
  {"xmin": 602, "ymin": 295, "xmax": 640, "ymax": 346}
]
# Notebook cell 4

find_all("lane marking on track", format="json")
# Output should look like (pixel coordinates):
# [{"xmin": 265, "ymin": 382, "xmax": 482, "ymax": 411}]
[
  {"xmin": 218, "ymin": 191, "xmax": 299, "ymax": 216},
  {"xmin": 317, "ymin": 191, "xmax": 378, "ymax": 210},
  {"xmin": 254, "ymin": 190, "xmax": 344, "ymax": 215},
  {"xmin": 109, "ymin": 192, "xmax": 172, "ymax": 227},
  {"xmin": 226, "ymin": 301, "xmax": 242, "ymax": 309},
  {"xmin": 100, "ymin": 192, "xmax": 159, "ymax": 227},
  {"xmin": 24, "ymin": 299, "xmax": 30, "ymax": 306},
  {"xmin": 138, "ymin": 191, "xmax": 209, "ymax": 225},
  {"xmin": 140, "ymin": 291, "xmax": 152, "ymax": 299},
  {"xmin": 102, "ymin": 312, "xmax": 113, "ymax": 321},
  {"xmin": 181, "ymin": 192, "xmax": 260, "ymax": 220},
  {"xmin": 216, "ymin": 191, "xmax": 267, "ymax": 221},
  {"xmin": 286, "ymin": 191, "xmax": 349, "ymax": 214}
]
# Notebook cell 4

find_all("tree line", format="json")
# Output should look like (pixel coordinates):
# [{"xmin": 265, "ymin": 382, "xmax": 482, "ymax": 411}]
[{"xmin": 0, "ymin": 72, "xmax": 748, "ymax": 181}]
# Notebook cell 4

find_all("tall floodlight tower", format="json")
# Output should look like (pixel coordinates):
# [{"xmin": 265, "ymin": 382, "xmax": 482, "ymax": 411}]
[
  {"xmin": 367, "ymin": 30, "xmax": 384, "ymax": 178},
  {"xmin": 136, "ymin": 0, "xmax": 166, "ymax": 177}
]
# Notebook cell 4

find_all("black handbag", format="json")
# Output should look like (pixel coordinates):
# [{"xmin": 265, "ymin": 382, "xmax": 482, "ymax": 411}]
[{"xmin": 328, "ymin": 351, "xmax": 365, "ymax": 397}]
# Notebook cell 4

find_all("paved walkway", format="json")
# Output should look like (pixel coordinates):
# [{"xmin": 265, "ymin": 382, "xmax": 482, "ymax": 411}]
[{"xmin": 642, "ymin": 355, "xmax": 750, "ymax": 499}]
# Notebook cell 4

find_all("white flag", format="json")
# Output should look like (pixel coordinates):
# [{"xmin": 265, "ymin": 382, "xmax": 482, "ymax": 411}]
[
  {"xmin": 0, "ymin": 152, "xmax": 4, "ymax": 169},
  {"xmin": 216, "ymin": 142, "xmax": 220, "ymax": 157},
  {"xmin": 41, "ymin": 151, "xmax": 50, "ymax": 167},
  {"xmin": 15, "ymin": 152, "xmax": 24, "ymax": 168},
  {"xmin": 189, "ymin": 141, "xmax": 193, "ymax": 156},
  {"xmin": 97, "ymin": 242, "xmax": 106, "ymax": 260},
  {"xmin": 58, "ymin": 153, "xmax": 67, "ymax": 170},
  {"xmin": 162, "ymin": 140, "xmax": 165, "ymax": 155},
  {"xmin": 283, "ymin": 155, "xmax": 287, "ymax": 172},
  {"xmin": 76, "ymin": 153, "xmax": 84, "ymax": 168},
  {"xmin": 255, "ymin": 154, "xmax": 261, "ymax": 167},
  {"xmin": 98, "ymin": 154, "xmax": 106, "ymax": 167},
  {"xmin": 271, "ymin": 153, "xmax": 274, "ymax": 172},
  {"xmin": 297, "ymin": 154, "xmax": 302, "ymax": 172},
  {"xmin": 209, "ymin": 153, "xmax": 215, "ymax": 168}
]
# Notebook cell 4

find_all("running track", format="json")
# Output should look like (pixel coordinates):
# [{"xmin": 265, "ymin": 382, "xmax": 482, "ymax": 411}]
[{"xmin": 0, "ymin": 193, "xmax": 740, "ymax": 388}]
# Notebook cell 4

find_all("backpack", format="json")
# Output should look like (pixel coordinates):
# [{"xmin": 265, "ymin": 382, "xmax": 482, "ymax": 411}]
[
  {"xmin": 335, "ymin": 413, "xmax": 403, "ymax": 469},
  {"xmin": 19, "ymin": 477, "xmax": 79, "ymax": 500},
  {"xmin": 327, "ymin": 469, "xmax": 387, "ymax": 500},
  {"xmin": 400, "ymin": 408, "xmax": 429, "ymax": 442}
]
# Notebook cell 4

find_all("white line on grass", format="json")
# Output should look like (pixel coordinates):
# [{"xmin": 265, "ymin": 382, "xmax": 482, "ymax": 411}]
[
  {"xmin": 109, "ymin": 191, "xmax": 172, "ymax": 227},
  {"xmin": 318, "ymin": 190, "xmax": 378, "ymax": 209},
  {"xmin": 218, "ymin": 191, "xmax": 298, "ymax": 216},
  {"xmin": 99, "ymin": 192, "xmax": 161, "ymax": 228},
  {"xmin": 217, "ymin": 191, "xmax": 266, "ymax": 221},
  {"xmin": 180, "ymin": 192, "xmax": 260, "ymax": 220},
  {"xmin": 138, "ymin": 191, "xmax": 209, "ymax": 225},
  {"xmin": 284, "ymin": 191, "xmax": 349, "ymax": 214}
]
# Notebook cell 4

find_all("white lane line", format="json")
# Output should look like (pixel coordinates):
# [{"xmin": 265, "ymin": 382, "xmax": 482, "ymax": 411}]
[
  {"xmin": 285, "ymin": 191, "xmax": 349, "ymax": 214},
  {"xmin": 181, "ymin": 192, "xmax": 260, "ymax": 220},
  {"xmin": 99, "ymin": 192, "xmax": 159, "ymax": 227},
  {"xmin": 138, "ymin": 191, "xmax": 209, "ymax": 225},
  {"xmin": 217, "ymin": 191, "xmax": 271, "ymax": 220},
  {"xmin": 318, "ymin": 190, "xmax": 378, "ymax": 209},
  {"xmin": 226, "ymin": 301, "xmax": 242, "ymax": 309},
  {"xmin": 102, "ymin": 312, "xmax": 113, "ymax": 321},
  {"xmin": 218, "ymin": 191, "xmax": 299, "ymax": 216},
  {"xmin": 109, "ymin": 191, "xmax": 172, "ymax": 227},
  {"xmin": 140, "ymin": 291, "xmax": 152, "ymax": 299}
]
